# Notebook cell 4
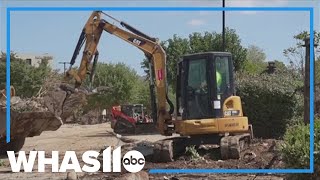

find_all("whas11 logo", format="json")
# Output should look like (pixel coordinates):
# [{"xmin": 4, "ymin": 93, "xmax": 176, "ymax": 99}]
[{"xmin": 7, "ymin": 146, "xmax": 145, "ymax": 173}]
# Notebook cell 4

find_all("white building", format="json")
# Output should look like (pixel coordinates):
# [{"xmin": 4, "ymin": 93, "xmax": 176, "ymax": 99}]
[{"xmin": 15, "ymin": 53, "xmax": 54, "ymax": 68}]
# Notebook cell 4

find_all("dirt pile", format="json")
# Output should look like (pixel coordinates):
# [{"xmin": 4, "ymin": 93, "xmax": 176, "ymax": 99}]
[
  {"xmin": 43, "ymin": 84, "xmax": 88, "ymax": 123},
  {"xmin": 0, "ymin": 95, "xmax": 63, "ymax": 139},
  {"xmin": 77, "ymin": 110, "xmax": 107, "ymax": 125},
  {"xmin": 143, "ymin": 139, "xmax": 284, "ymax": 170},
  {"xmin": 43, "ymin": 83, "xmax": 108, "ymax": 125},
  {"xmin": 6, "ymin": 96, "xmax": 48, "ymax": 112},
  {"xmin": 90, "ymin": 133, "xmax": 285, "ymax": 180},
  {"xmin": 0, "ymin": 83, "xmax": 90, "ymax": 142},
  {"xmin": 98, "ymin": 133, "xmax": 284, "ymax": 170}
]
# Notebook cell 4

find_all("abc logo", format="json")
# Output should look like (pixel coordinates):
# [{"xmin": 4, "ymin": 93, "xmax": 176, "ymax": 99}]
[{"xmin": 122, "ymin": 150, "xmax": 145, "ymax": 173}]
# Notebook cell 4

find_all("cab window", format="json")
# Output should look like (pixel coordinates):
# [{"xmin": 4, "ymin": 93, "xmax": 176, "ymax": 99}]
[{"xmin": 215, "ymin": 56, "xmax": 230, "ymax": 95}]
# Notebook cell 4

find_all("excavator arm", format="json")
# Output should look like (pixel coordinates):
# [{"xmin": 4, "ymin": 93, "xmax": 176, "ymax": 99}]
[{"xmin": 65, "ymin": 11, "xmax": 173, "ymax": 135}]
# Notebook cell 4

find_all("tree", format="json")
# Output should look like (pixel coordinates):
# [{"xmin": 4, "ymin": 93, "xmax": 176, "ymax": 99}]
[
  {"xmin": 131, "ymin": 77, "xmax": 152, "ymax": 110},
  {"xmin": 84, "ymin": 62, "xmax": 145, "ymax": 111},
  {"xmin": 274, "ymin": 60, "xmax": 287, "ymax": 72},
  {"xmin": 316, "ymin": 58, "xmax": 320, "ymax": 84},
  {"xmin": 283, "ymin": 31, "xmax": 320, "ymax": 76},
  {"xmin": 0, "ymin": 52, "xmax": 52, "ymax": 97},
  {"xmin": 142, "ymin": 28, "xmax": 247, "ymax": 89},
  {"xmin": 243, "ymin": 45, "xmax": 267, "ymax": 74},
  {"xmin": 246, "ymin": 45, "xmax": 266, "ymax": 63}
]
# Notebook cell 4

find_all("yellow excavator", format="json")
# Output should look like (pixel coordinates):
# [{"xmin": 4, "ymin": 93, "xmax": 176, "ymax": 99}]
[{"xmin": 65, "ymin": 11, "xmax": 253, "ymax": 161}]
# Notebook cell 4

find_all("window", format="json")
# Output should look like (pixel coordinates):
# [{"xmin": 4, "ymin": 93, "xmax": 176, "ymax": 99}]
[
  {"xmin": 186, "ymin": 59, "xmax": 210, "ymax": 119},
  {"xmin": 188, "ymin": 59, "xmax": 207, "ymax": 89},
  {"xmin": 215, "ymin": 56, "xmax": 230, "ymax": 95}
]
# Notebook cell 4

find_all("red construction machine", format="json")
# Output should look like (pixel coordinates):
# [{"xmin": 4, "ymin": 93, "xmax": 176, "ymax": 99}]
[{"xmin": 110, "ymin": 104, "xmax": 156, "ymax": 134}]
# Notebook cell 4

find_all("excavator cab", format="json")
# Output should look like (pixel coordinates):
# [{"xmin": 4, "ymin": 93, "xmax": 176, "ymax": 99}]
[
  {"xmin": 176, "ymin": 52, "xmax": 235, "ymax": 120},
  {"xmin": 166, "ymin": 52, "xmax": 252, "ymax": 160}
]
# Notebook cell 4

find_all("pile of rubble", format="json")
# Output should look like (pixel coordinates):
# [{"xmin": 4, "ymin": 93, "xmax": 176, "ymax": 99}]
[
  {"xmin": 77, "ymin": 110, "xmax": 108, "ymax": 125},
  {"xmin": 1, "ymin": 96, "xmax": 49, "ymax": 112}
]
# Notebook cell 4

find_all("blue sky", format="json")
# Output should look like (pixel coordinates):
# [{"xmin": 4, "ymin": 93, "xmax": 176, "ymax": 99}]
[{"xmin": 0, "ymin": 0, "xmax": 319, "ymax": 75}]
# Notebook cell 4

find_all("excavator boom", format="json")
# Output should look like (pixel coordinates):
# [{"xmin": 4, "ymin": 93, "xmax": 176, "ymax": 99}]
[
  {"xmin": 65, "ymin": 11, "xmax": 173, "ymax": 135},
  {"xmin": 65, "ymin": 11, "xmax": 253, "ymax": 162}
]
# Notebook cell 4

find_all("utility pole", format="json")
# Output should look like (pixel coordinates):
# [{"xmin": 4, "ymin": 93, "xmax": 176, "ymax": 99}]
[
  {"xmin": 222, "ymin": 0, "xmax": 226, "ymax": 52},
  {"xmin": 303, "ymin": 36, "xmax": 318, "ymax": 124},
  {"xmin": 59, "ymin": 61, "xmax": 70, "ymax": 75}
]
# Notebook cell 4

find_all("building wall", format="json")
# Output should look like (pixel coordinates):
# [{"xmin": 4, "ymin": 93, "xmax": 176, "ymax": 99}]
[{"xmin": 15, "ymin": 53, "xmax": 54, "ymax": 68}]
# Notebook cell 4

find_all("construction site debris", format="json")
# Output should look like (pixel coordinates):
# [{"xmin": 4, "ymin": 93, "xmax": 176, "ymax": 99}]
[
  {"xmin": 104, "ymin": 132, "xmax": 284, "ymax": 170},
  {"xmin": 78, "ymin": 110, "xmax": 107, "ymax": 125},
  {"xmin": 66, "ymin": 171, "xmax": 78, "ymax": 180},
  {"xmin": 114, "ymin": 171, "xmax": 149, "ymax": 180}
]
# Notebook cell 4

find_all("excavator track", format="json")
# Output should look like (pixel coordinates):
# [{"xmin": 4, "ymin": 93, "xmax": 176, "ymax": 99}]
[
  {"xmin": 152, "ymin": 137, "xmax": 187, "ymax": 162},
  {"xmin": 113, "ymin": 118, "xmax": 136, "ymax": 134},
  {"xmin": 220, "ymin": 133, "xmax": 251, "ymax": 160},
  {"xmin": 152, "ymin": 134, "xmax": 252, "ymax": 162}
]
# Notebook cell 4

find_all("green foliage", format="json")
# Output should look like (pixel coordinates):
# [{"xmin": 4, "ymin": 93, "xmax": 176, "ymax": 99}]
[
  {"xmin": 281, "ymin": 119, "xmax": 320, "ymax": 180},
  {"xmin": 131, "ymin": 77, "xmax": 152, "ymax": 110},
  {"xmin": 273, "ymin": 60, "xmax": 287, "ymax": 71},
  {"xmin": 243, "ymin": 45, "xmax": 289, "ymax": 75},
  {"xmin": 283, "ymin": 31, "xmax": 320, "ymax": 74},
  {"xmin": 246, "ymin": 45, "xmax": 266, "ymax": 63},
  {"xmin": 243, "ymin": 60, "xmax": 266, "ymax": 75},
  {"xmin": 185, "ymin": 145, "xmax": 202, "ymax": 161},
  {"xmin": 236, "ymin": 72, "xmax": 303, "ymax": 138},
  {"xmin": 84, "ymin": 62, "xmax": 137, "ymax": 110},
  {"xmin": 142, "ymin": 28, "xmax": 247, "ymax": 89},
  {"xmin": 0, "ymin": 159, "xmax": 4, "ymax": 167},
  {"xmin": 0, "ymin": 52, "xmax": 51, "ymax": 98},
  {"xmin": 84, "ymin": 62, "xmax": 152, "ymax": 112},
  {"xmin": 316, "ymin": 59, "xmax": 320, "ymax": 84}
]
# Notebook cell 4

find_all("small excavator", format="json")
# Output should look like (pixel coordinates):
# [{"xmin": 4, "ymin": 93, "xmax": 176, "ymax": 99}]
[{"xmin": 65, "ymin": 11, "xmax": 253, "ymax": 161}]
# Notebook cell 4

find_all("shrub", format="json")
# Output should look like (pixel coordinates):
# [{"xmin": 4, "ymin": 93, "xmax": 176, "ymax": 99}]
[
  {"xmin": 281, "ymin": 119, "xmax": 320, "ymax": 180},
  {"xmin": 236, "ymin": 72, "xmax": 303, "ymax": 138},
  {"xmin": 185, "ymin": 145, "xmax": 202, "ymax": 161}
]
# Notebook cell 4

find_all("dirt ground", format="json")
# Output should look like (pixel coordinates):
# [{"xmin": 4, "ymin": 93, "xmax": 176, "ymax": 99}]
[{"xmin": 0, "ymin": 123, "xmax": 286, "ymax": 180}]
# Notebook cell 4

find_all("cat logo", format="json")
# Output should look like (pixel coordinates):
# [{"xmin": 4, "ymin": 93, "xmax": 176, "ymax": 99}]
[
  {"xmin": 133, "ymin": 39, "xmax": 142, "ymax": 45},
  {"xmin": 128, "ymin": 38, "xmax": 146, "ymax": 46}
]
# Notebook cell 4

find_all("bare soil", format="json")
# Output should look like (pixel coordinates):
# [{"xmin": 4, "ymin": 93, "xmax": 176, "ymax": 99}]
[{"xmin": 0, "ymin": 123, "xmax": 286, "ymax": 180}]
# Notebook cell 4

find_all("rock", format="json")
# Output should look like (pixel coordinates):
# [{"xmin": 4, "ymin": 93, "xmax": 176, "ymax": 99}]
[
  {"xmin": 132, "ymin": 141, "xmax": 155, "ymax": 160},
  {"xmin": 66, "ymin": 171, "xmax": 77, "ymax": 180},
  {"xmin": 60, "ymin": 92, "xmax": 87, "ymax": 122},
  {"xmin": 43, "ymin": 89, "xmax": 67, "ymax": 117},
  {"xmin": 6, "ymin": 97, "xmax": 49, "ymax": 112},
  {"xmin": 243, "ymin": 151, "xmax": 257, "ymax": 162},
  {"xmin": 78, "ymin": 110, "xmax": 101, "ymax": 125},
  {"xmin": 114, "ymin": 171, "xmax": 149, "ymax": 180},
  {"xmin": 198, "ymin": 144, "xmax": 219, "ymax": 150},
  {"xmin": 171, "ymin": 177, "xmax": 179, "ymax": 180}
]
